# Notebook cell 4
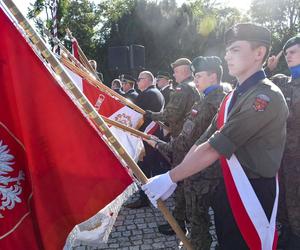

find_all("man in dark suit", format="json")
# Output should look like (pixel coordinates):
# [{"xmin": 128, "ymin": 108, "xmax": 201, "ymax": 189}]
[
  {"xmin": 120, "ymin": 74, "xmax": 139, "ymax": 104},
  {"xmin": 125, "ymin": 71, "xmax": 166, "ymax": 208},
  {"xmin": 156, "ymin": 71, "xmax": 173, "ymax": 105}
]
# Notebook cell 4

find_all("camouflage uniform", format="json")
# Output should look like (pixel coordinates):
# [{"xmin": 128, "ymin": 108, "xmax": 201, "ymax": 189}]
[
  {"xmin": 271, "ymin": 74, "xmax": 300, "ymax": 244},
  {"xmin": 157, "ymin": 87, "xmax": 226, "ymax": 249},
  {"xmin": 150, "ymin": 76, "xmax": 200, "ymax": 137}
]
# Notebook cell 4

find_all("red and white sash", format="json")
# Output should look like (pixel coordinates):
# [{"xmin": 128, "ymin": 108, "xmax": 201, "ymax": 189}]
[{"xmin": 216, "ymin": 92, "xmax": 279, "ymax": 250}]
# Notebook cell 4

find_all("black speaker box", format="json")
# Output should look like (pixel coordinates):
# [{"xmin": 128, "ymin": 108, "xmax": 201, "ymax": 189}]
[
  {"xmin": 108, "ymin": 46, "xmax": 130, "ymax": 71},
  {"xmin": 129, "ymin": 45, "xmax": 145, "ymax": 70}
]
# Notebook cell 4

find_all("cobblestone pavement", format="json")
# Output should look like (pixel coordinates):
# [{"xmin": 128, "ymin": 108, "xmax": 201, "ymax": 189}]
[
  {"xmin": 75, "ymin": 192, "xmax": 186, "ymax": 250},
  {"xmin": 73, "ymin": 190, "xmax": 283, "ymax": 250}
]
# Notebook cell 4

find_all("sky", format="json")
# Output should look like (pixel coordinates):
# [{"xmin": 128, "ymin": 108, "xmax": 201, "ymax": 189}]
[{"xmin": 12, "ymin": 0, "xmax": 253, "ymax": 17}]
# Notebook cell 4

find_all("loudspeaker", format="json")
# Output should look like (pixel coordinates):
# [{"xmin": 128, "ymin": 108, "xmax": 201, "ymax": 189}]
[
  {"xmin": 129, "ymin": 45, "xmax": 145, "ymax": 70},
  {"xmin": 108, "ymin": 46, "xmax": 130, "ymax": 71}
]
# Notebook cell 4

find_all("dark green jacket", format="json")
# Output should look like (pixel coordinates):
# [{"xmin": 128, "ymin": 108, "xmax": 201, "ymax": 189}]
[
  {"xmin": 150, "ymin": 76, "xmax": 200, "ymax": 137},
  {"xmin": 196, "ymin": 78, "xmax": 289, "ymax": 178}
]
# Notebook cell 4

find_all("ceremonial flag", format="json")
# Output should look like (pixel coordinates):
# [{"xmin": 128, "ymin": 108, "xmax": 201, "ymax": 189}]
[
  {"xmin": 0, "ymin": 7, "xmax": 136, "ymax": 250},
  {"xmin": 65, "ymin": 67, "xmax": 144, "ymax": 161}
]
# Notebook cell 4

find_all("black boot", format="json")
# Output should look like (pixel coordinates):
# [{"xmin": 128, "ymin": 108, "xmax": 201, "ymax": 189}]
[{"xmin": 124, "ymin": 190, "xmax": 149, "ymax": 209}]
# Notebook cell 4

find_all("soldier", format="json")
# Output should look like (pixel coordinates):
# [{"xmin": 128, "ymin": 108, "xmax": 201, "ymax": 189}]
[
  {"xmin": 269, "ymin": 35, "xmax": 300, "ymax": 249},
  {"xmin": 145, "ymin": 56, "xmax": 227, "ymax": 248},
  {"xmin": 142, "ymin": 23, "xmax": 289, "ymax": 250},
  {"xmin": 156, "ymin": 71, "xmax": 173, "ymax": 105},
  {"xmin": 144, "ymin": 58, "xmax": 200, "ymax": 138},
  {"xmin": 120, "ymin": 74, "xmax": 139, "ymax": 103}
]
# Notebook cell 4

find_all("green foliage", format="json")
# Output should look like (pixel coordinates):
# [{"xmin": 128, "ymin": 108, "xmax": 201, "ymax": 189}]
[{"xmin": 26, "ymin": 0, "xmax": 300, "ymax": 83}]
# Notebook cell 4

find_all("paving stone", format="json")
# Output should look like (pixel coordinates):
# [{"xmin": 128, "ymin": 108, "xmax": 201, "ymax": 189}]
[{"xmin": 76, "ymin": 193, "xmax": 218, "ymax": 249}]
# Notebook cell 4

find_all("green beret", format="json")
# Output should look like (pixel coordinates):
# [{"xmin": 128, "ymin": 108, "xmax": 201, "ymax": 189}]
[
  {"xmin": 171, "ymin": 58, "xmax": 191, "ymax": 69},
  {"xmin": 283, "ymin": 34, "xmax": 300, "ymax": 52},
  {"xmin": 156, "ymin": 71, "xmax": 171, "ymax": 79},
  {"xmin": 225, "ymin": 23, "xmax": 271, "ymax": 46},
  {"xmin": 119, "ymin": 74, "xmax": 136, "ymax": 84},
  {"xmin": 191, "ymin": 56, "xmax": 222, "ymax": 73}
]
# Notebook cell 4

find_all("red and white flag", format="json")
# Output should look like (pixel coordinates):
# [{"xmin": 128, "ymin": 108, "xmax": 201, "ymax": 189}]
[
  {"xmin": 216, "ymin": 92, "xmax": 278, "ymax": 250},
  {"xmin": 0, "ymin": 7, "xmax": 136, "ymax": 249},
  {"xmin": 65, "ymin": 67, "xmax": 144, "ymax": 162}
]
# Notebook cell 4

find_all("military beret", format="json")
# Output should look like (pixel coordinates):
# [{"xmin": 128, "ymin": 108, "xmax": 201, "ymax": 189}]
[
  {"xmin": 171, "ymin": 58, "xmax": 192, "ymax": 69},
  {"xmin": 119, "ymin": 74, "xmax": 136, "ymax": 84},
  {"xmin": 225, "ymin": 23, "xmax": 271, "ymax": 46},
  {"xmin": 283, "ymin": 34, "xmax": 300, "ymax": 52},
  {"xmin": 191, "ymin": 56, "xmax": 222, "ymax": 73},
  {"xmin": 156, "ymin": 71, "xmax": 171, "ymax": 79}
]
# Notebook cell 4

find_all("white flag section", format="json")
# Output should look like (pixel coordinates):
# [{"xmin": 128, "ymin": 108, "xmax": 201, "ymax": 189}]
[{"xmin": 64, "ymin": 66, "xmax": 144, "ymax": 162}]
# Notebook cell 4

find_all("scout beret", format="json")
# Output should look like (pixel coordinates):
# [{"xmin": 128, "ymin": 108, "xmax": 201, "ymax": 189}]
[
  {"xmin": 191, "ymin": 56, "xmax": 222, "ymax": 73},
  {"xmin": 171, "ymin": 58, "xmax": 192, "ymax": 69},
  {"xmin": 225, "ymin": 23, "xmax": 271, "ymax": 46},
  {"xmin": 156, "ymin": 71, "xmax": 171, "ymax": 79},
  {"xmin": 119, "ymin": 74, "xmax": 136, "ymax": 84},
  {"xmin": 283, "ymin": 34, "xmax": 300, "ymax": 52}
]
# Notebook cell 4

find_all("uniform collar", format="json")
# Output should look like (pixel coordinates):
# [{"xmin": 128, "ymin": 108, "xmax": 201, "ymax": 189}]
[
  {"xmin": 290, "ymin": 65, "xmax": 300, "ymax": 80},
  {"xmin": 235, "ymin": 70, "xmax": 266, "ymax": 96},
  {"xmin": 203, "ymin": 84, "xmax": 220, "ymax": 96}
]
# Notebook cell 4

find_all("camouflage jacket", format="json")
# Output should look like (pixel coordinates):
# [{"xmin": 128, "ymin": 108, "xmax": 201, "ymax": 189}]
[
  {"xmin": 271, "ymin": 74, "xmax": 300, "ymax": 158},
  {"xmin": 156, "ymin": 86, "xmax": 225, "ymax": 167},
  {"xmin": 150, "ymin": 76, "xmax": 200, "ymax": 137}
]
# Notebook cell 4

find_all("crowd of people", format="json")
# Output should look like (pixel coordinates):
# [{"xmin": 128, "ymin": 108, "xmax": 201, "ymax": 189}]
[{"xmin": 105, "ymin": 22, "xmax": 299, "ymax": 250}]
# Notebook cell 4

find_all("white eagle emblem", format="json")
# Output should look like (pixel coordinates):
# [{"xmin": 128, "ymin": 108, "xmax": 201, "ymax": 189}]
[{"xmin": 0, "ymin": 140, "xmax": 25, "ymax": 219}]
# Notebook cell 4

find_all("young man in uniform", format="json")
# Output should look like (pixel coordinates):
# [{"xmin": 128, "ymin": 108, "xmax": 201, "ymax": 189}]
[
  {"xmin": 145, "ymin": 56, "xmax": 227, "ymax": 249},
  {"xmin": 142, "ymin": 23, "xmax": 289, "ymax": 249},
  {"xmin": 156, "ymin": 71, "xmax": 173, "ymax": 105},
  {"xmin": 268, "ymin": 35, "xmax": 300, "ymax": 249}
]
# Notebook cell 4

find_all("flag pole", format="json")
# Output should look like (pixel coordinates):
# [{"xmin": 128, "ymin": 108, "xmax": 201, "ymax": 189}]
[
  {"xmin": 65, "ymin": 28, "xmax": 101, "ymax": 81},
  {"xmin": 102, "ymin": 116, "xmax": 153, "ymax": 140},
  {"xmin": 1, "ymin": 1, "xmax": 192, "ymax": 249},
  {"xmin": 60, "ymin": 55, "xmax": 146, "ymax": 114}
]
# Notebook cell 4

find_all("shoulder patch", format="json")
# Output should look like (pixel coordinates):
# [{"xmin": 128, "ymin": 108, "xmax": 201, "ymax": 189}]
[
  {"xmin": 253, "ymin": 94, "xmax": 270, "ymax": 111},
  {"xmin": 176, "ymin": 87, "xmax": 182, "ymax": 92}
]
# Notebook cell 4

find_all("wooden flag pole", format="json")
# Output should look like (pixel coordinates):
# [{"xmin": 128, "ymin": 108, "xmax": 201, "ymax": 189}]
[
  {"xmin": 65, "ymin": 28, "xmax": 101, "ymax": 81},
  {"xmin": 2, "ymin": 1, "xmax": 192, "ymax": 249},
  {"xmin": 102, "ymin": 116, "xmax": 152, "ymax": 140}
]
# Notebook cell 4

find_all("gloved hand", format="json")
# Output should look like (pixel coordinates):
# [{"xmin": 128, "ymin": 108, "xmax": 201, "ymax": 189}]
[
  {"xmin": 144, "ymin": 110, "xmax": 153, "ymax": 120},
  {"xmin": 142, "ymin": 171, "xmax": 177, "ymax": 208}
]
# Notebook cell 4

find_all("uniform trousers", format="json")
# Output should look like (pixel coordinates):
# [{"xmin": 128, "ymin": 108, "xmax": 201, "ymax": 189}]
[{"xmin": 212, "ymin": 177, "xmax": 276, "ymax": 250}]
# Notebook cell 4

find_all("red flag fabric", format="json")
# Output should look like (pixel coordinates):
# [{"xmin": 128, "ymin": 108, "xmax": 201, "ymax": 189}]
[{"xmin": 0, "ymin": 8, "xmax": 134, "ymax": 250}]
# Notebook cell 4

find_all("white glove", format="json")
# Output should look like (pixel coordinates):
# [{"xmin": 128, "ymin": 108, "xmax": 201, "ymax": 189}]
[{"xmin": 142, "ymin": 171, "xmax": 177, "ymax": 207}]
